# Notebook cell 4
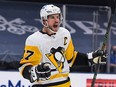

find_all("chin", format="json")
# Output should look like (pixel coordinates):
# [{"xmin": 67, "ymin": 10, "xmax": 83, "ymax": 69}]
[
  {"xmin": 53, "ymin": 28, "xmax": 58, "ymax": 32},
  {"xmin": 55, "ymin": 29, "xmax": 59, "ymax": 32}
]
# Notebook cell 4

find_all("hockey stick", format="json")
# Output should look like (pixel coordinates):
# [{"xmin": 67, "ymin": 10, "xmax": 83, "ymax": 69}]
[{"xmin": 91, "ymin": 0, "xmax": 116, "ymax": 87}]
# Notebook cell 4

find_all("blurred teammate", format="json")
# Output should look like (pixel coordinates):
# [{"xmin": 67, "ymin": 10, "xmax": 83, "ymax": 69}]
[
  {"xmin": 110, "ymin": 45, "xmax": 116, "ymax": 73},
  {"xmin": 19, "ymin": 4, "xmax": 106, "ymax": 87}
]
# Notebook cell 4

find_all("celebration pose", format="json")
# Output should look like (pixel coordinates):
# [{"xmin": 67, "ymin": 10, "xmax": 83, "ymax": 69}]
[{"xmin": 19, "ymin": 4, "xmax": 106, "ymax": 87}]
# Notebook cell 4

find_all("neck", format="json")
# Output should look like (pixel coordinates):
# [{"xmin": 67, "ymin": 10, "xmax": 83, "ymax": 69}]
[{"xmin": 42, "ymin": 27, "xmax": 56, "ymax": 36}]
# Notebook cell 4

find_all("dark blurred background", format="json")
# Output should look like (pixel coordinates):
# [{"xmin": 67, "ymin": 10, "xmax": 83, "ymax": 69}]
[
  {"xmin": 0, "ymin": 0, "xmax": 109, "ymax": 6},
  {"xmin": 0, "ymin": 0, "xmax": 116, "ymax": 73}
]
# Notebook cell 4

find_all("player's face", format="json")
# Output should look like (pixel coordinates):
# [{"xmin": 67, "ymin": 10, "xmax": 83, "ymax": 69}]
[{"xmin": 47, "ymin": 14, "xmax": 60, "ymax": 32}]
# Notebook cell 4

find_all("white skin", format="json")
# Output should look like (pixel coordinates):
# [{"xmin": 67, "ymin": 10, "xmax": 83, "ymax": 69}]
[{"xmin": 42, "ymin": 14, "xmax": 61, "ymax": 35}]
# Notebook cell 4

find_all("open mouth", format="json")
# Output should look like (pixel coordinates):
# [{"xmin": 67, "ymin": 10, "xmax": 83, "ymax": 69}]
[{"xmin": 53, "ymin": 25, "xmax": 58, "ymax": 28}]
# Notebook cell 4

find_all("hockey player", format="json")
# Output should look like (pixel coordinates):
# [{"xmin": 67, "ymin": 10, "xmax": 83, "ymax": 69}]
[{"xmin": 19, "ymin": 4, "xmax": 106, "ymax": 87}]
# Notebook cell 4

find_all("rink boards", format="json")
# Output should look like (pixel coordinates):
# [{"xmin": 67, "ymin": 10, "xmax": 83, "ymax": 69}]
[{"xmin": 0, "ymin": 71, "xmax": 116, "ymax": 87}]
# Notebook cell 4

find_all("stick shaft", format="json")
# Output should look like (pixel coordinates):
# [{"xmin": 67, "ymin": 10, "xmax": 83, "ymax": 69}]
[{"xmin": 91, "ymin": 11, "xmax": 114, "ymax": 87}]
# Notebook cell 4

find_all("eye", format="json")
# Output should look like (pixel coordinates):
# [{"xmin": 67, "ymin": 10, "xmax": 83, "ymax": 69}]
[
  {"xmin": 57, "ymin": 15, "xmax": 60, "ymax": 19},
  {"xmin": 48, "ymin": 15, "xmax": 54, "ymax": 19}
]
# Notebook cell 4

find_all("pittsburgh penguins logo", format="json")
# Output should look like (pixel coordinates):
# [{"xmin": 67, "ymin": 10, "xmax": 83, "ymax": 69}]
[{"xmin": 46, "ymin": 47, "xmax": 65, "ymax": 73}]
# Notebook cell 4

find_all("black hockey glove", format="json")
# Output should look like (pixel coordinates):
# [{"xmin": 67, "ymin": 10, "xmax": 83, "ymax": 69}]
[
  {"xmin": 30, "ymin": 63, "xmax": 51, "ymax": 83},
  {"xmin": 87, "ymin": 50, "xmax": 107, "ymax": 65}
]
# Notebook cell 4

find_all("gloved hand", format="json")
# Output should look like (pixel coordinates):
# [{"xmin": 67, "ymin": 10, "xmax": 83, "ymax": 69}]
[
  {"xmin": 30, "ymin": 62, "xmax": 51, "ymax": 83},
  {"xmin": 87, "ymin": 50, "xmax": 107, "ymax": 65}
]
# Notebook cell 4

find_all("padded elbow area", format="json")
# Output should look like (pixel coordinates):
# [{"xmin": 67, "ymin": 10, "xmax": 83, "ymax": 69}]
[
  {"xmin": 22, "ymin": 65, "xmax": 32, "ymax": 80},
  {"xmin": 72, "ymin": 52, "xmax": 89, "ymax": 66}
]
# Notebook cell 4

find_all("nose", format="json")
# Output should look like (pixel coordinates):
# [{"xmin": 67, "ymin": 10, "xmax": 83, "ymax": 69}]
[{"xmin": 54, "ymin": 17, "xmax": 60, "ymax": 22}]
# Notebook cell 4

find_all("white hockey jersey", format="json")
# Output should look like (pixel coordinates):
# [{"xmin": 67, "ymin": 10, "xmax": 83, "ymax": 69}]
[{"xmin": 19, "ymin": 27, "xmax": 77, "ymax": 86}]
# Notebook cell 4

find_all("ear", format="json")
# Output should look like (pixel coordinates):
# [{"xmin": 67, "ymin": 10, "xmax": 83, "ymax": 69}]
[{"xmin": 43, "ymin": 19, "xmax": 48, "ymax": 26}]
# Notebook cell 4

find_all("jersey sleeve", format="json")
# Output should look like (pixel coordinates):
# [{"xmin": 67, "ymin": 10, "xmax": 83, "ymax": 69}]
[
  {"xmin": 20, "ymin": 45, "xmax": 42, "ymax": 65},
  {"xmin": 65, "ymin": 38, "xmax": 89, "ymax": 67},
  {"xmin": 19, "ymin": 36, "xmax": 42, "ymax": 75},
  {"xmin": 65, "ymin": 38, "xmax": 77, "ymax": 67}
]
